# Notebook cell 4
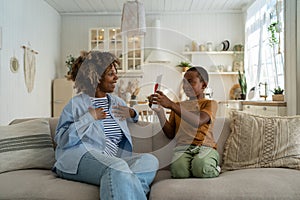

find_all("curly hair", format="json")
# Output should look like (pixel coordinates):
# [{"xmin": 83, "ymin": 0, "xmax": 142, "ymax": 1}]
[
  {"xmin": 68, "ymin": 51, "xmax": 120, "ymax": 97},
  {"xmin": 66, "ymin": 51, "xmax": 89, "ymax": 81}
]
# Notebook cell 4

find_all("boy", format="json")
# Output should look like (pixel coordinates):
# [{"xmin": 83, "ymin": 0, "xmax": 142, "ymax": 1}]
[{"xmin": 149, "ymin": 66, "xmax": 220, "ymax": 178}]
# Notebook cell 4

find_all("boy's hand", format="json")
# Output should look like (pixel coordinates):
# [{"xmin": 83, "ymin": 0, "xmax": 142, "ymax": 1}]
[{"xmin": 148, "ymin": 91, "xmax": 173, "ymax": 111}]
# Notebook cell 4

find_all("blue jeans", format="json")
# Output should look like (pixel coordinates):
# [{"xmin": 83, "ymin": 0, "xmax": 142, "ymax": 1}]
[{"xmin": 56, "ymin": 151, "xmax": 159, "ymax": 200}]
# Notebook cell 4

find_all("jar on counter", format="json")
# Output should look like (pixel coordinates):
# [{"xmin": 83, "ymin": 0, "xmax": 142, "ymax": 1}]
[
  {"xmin": 206, "ymin": 42, "xmax": 213, "ymax": 51},
  {"xmin": 191, "ymin": 41, "xmax": 198, "ymax": 51},
  {"xmin": 184, "ymin": 44, "xmax": 190, "ymax": 52}
]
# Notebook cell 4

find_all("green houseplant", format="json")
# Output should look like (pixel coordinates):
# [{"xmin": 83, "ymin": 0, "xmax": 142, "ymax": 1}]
[
  {"xmin": 177, "ymin": 61, "xmax": 192, "ymax": 72},
  {"xmin": 238, "ymin": 70, "xmax": 247, "ymax": 100},
  {"xmin": 65, "ymin": 54, "xmax": 75, "ymax": 79},
  {"xmin": 271, "ymin": 86, "xmax": 284, "ymax": 101},
  {"xmin": 268, "ymin": 22, "xmax": 279, "ymax": 47},
  {"xmin": 65, "ymin": 55, "xmax": 75, "ymax": 71}
]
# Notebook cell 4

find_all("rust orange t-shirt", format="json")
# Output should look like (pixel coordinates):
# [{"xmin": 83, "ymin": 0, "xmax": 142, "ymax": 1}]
[{"xmin": 168, "ymin": 98, "xmax": 218, "ymax": 149}]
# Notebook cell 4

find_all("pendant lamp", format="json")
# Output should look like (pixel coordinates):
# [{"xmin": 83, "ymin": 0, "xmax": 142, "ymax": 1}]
[{"xmin": 121, "ymin": 0, "xmax": 146, "ymax": 36}]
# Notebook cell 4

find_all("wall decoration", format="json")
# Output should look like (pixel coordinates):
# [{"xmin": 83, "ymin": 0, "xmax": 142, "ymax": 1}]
[
  {"xmin": 21, "ymin": 45, "xmax": 38, "ymax": 93},
  {"xmin": 10, "ymin": 57, "xmax": 19, "ymax": 73}
]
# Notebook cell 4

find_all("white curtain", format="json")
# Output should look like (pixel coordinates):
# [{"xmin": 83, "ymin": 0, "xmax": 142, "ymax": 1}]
[{"xmin": 245, "ymin": 0, "xmax": 284, "ymax": 99}]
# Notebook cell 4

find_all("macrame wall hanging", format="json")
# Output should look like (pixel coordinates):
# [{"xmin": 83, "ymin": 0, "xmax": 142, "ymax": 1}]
[{"xmin": 21, "ymin": 45, "xmax": 38, "ymax": 93}]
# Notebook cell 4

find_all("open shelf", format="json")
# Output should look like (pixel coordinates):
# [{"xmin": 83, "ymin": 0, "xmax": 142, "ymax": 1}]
[{"xmin": 182, "ymin": 51, "xmax": 244, "ymax": 55}]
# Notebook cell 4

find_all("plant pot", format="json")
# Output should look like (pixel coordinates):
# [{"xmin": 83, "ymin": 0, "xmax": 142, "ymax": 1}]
[
  {"xmin": 239, "ymin": 93, "xmax": 246, "ymax": 100},
  {"xmin": 182, "ymin": 67, "xmax": 189, "ymax": 72},
  {"xmin": 272, "ymin": 94, "xmax": 284, "ymax": 101}
]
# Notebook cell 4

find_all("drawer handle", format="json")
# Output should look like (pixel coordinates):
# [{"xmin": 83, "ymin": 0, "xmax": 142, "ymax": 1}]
[
  {"xmin": 263, "ymin": 107, "xmax": 267, "ymax": 111},
  {"xmin": 54, "ymin": 100, "xmax": 64, "ymax": 104}
]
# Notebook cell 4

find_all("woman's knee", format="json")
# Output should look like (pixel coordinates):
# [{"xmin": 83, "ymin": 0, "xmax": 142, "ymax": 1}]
[{"xmin": 140, "ymin": 154, "xmax": 159, "ymax": 169}]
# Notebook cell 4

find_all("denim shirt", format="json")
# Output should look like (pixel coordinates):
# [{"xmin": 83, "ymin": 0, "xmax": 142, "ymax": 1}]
[{"xmin": 53, "ymin": 93, "xmax": 139, "ymax": 174}]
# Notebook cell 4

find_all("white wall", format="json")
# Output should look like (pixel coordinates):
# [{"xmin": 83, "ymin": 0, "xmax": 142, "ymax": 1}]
[
  {"xmin": 59, "ymin": 12, "xmax": 245, "ymax": 102},
  {"xmin": 0, "ymin": 0, "xmax": 61, "ymax": 125},
  {"xmin": 285, "ymin": 0, "xmax": 300, "ymax": 115},
  {"xmin": 60, "ymin": 13, "xmax": 244, "ymax": 73}
]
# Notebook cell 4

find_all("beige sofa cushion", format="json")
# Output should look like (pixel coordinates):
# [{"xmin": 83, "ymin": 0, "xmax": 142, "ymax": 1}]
[
  {"xmin": 222, "ymin": 111, "xmax": 300, "ymax": 171},
  {"xmin": 0, "ymin": 119, "xmax": 55, "ymax": 174},
  {"xmin": 150, "ymin": 168, "xmax": 300, "ymax": 200},
  {"xmin": 0, "ymin": 169, "xmax": 98, "ymax": 200}
]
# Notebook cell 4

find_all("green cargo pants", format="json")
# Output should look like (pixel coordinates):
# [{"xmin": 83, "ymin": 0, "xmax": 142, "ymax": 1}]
[{"xmin": 170, "ymin": 145, "xmax": 220, "ymax": 178}]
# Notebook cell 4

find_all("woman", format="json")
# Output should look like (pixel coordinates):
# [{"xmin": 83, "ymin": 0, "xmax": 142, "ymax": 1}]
[{"xmin": 53, "ymin": 51, "xmax": 158, "ymax": 200}]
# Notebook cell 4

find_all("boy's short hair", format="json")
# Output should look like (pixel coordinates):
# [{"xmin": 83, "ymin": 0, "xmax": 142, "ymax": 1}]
[{"xmin": 187, "ymin": 66, "xmax": 209, "ymax": 83}]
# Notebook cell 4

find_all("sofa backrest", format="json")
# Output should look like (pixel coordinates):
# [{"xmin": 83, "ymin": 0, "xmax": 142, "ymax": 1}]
[
  {"xmin": 150, "ymin": 117, "xmax": 231, "ymax": 169},
  {"xmin": 9, "ymin": 117, "xmax": 231, "ymax": 167}
]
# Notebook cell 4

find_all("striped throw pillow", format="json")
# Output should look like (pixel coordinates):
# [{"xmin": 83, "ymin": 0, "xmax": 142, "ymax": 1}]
[{"xmin": 0, "ymin": 119, "xmax": 55, "ymax": 174}]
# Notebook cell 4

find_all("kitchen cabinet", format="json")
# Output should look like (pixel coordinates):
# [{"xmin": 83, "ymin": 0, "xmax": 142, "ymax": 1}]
[
  {"xmin": 217, "ymin": 100, "xmax": 242, "ymax": 118},
  {"xmin": 89, "ymin": 27, "xmax": 144, "ymax": 73},
  {"xmin": 241, "ymin": 101, "xmax": 287, "ymax": 116},
  {"xmin": 123, "ymin": 36, "xmax": 144, "ymax": 72},
  {"xmin": 52, "ymin": 78, "xmax": 75, "ymax": 117}
]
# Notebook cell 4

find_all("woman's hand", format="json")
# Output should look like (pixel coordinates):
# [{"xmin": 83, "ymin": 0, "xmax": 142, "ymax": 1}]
[
  {"xmin": 112, "ymin": 105, "xmax": 135, "ymax": 120},
  {"xmin": 88, "ymin": 107, "xmax": 106, "ymax": 120}
]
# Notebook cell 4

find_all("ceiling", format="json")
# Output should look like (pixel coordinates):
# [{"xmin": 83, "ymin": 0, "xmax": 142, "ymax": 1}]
[{"xmin": 44, "ymin": 0, "xmax": 255, "ymax": 15}]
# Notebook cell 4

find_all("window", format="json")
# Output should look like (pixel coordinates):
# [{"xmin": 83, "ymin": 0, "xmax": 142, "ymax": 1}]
[{"xmin": 245, "ymin": 0, "xmax": 284, "ymax": 100}]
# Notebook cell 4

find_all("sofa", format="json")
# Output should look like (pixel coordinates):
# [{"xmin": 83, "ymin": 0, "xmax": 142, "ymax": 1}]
[{"xmin": 1, "ymin": 112, "xmax": 300, "ymax": 200}]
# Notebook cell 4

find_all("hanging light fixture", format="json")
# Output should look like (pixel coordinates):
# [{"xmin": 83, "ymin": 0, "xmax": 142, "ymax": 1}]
[{"xmin": 121, "ymin": 0, "xmax": 146, "ymax": 37}]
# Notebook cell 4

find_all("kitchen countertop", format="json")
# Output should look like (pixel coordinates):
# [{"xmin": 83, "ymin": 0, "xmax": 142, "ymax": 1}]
[{"xmin": 241, "ymin": 100, "xmax": 287, "ymax": 107}]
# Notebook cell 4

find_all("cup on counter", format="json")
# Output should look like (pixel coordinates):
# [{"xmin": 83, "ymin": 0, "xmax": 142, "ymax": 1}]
[{"xmin": 226, "ymin": 65, "xmax": 232, "ymax": 72}]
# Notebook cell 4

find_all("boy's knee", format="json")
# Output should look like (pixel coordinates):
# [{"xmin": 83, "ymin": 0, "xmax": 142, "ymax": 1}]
[
  {"xmin": 171, "ymin": 160, "xmax": 190, "ymax": 178},
  {"xmin": 171, "ymin": 168, "xmax": 190, "ymax": 178},
  {"xmin": 192, "ymin": 158, "xmax": 219, "ymax": 178}
]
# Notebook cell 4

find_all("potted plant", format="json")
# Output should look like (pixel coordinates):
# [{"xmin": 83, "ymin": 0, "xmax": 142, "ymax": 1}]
[
  {"xmin": 271, "ymin": 86, "xmax": 284, "ymax": 101},
  {"xmin": 65, "ymin": 54, "xmax": 75, "ymax": 79},
  {"xmin": 268, "ymin": 22, "xmax": 279, "ymax": 47},
  {"xmin": 238, "ymin": 70, "xmax": 247, "ymax": 100},
  {"xmin": 177, "ymin": 61, "xmax": 192, "ymax": 72}
]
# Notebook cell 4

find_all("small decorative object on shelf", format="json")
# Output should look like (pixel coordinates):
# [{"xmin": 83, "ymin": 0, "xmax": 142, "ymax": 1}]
[
  {"xmin": 238, "ymin": 70, "xmax": 247, "ymax": 100},
  {"xmin": 177, "ymin": 61, "xmax": 192, "ymax": 72},
  {"xmin": 271, "ymin": 86, "xmax": 284, "ymax": 101},
  {"xmin": 233, "ymin": 44, "xmax": 244, "ymax": 52},
  {"xmin": 191, "ymin": 40, "xmax": 198, "ymax": 51},
  {"xmin": 259, "ymin": 82, "xmax": 268, "ymax": 101}
]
